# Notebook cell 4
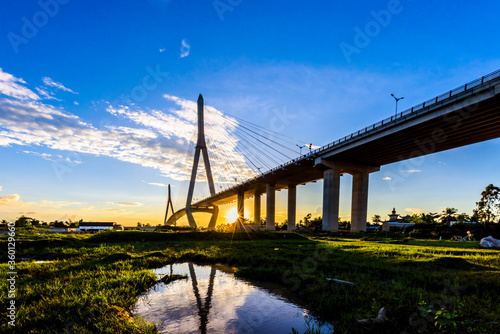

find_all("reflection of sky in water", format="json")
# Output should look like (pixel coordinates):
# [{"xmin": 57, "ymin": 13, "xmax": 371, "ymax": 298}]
[{"xmin": 133, "ymin": 263, "xmax": 333, "ymax": 334}]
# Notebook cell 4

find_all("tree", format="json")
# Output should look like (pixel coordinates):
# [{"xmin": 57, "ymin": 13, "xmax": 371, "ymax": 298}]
[
  {"xmin": 439, "ymin": 208, "xmax": 458, "ymax": 223},
  {"xmin": 455, "ymin": 213, "xmax": 470, "ymax": 222},
  {"xmin": 69, "ymin": 221, "xmax": 79, "ymax": 228},
  {"xmin": 15, "ymin": 215, "xmax": 33, "ymax": 227},
  {"xmin": 51, "ymin": 220, "xmax": 68, "ymax": 228},
  {"xmin": 421, "ymin": 212, "xmax": 440, "ymax": 225},
  {"xmin": 372, "ymin": 215, "xmax": 381, "ymax": 224},
  {"xmin": 309, "ymin": 216, "xmax": 322, "ymax": 230},
  {"xmin": 338, "ymin": 217, "xmax": 350, "ymax": 229},
  {"xmin": 475, "ymin": 184, "xmax": 500, "ymax": 224},
  {"xmin": 303, "ymin": 213, "xmax": 312, "ymax": 226},
  {"xmin": 408, "ymin": 212, "xmax": 439, "ymax": 225}
]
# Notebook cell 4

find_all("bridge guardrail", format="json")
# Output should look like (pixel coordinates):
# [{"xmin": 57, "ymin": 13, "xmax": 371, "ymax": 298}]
[{"xmin": 197, "ymin": 68, "xmax": 500, "ymax": 204}]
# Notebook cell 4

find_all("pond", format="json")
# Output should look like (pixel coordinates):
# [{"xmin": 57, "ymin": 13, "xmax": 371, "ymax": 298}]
[{"xmin": 133, "ymin": 262, "xmax": 334, "ymax": 334}]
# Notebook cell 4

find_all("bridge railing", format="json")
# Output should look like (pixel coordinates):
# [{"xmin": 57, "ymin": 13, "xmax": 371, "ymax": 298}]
[
  {"xmin": 306, "ymin": 68, "xmax": 500, "ymax": 157},
  {"xmin": 197, "ymin": 68, "xmax": 500, "ymax": 204}
]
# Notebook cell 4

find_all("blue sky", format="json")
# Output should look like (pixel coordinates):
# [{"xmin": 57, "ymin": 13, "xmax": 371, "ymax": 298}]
[{"xmin": 1, "ymin": 0, "xmax": 499, "ymax": 225}]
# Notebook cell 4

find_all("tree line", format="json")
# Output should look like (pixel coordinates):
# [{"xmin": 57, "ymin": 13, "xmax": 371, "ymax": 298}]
[
  {"xmin": 2, "ymin": 184, "xmax": 499, "ymax": 229},
  {"xmin": 299, "ymin": 184, "xmax": 500, "ymax": 228}
]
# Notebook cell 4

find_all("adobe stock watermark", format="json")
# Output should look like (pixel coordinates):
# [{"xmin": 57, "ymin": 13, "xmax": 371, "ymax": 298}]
[
  {"xmin": 383, "ymin": 87, "xmax": 491, "ymax": 192},
  {"xmin": 6, "ymin": 222, "xmax": 17, "ymax": 327},
  {"xmin": 339, "ymin": 0, "xmax": 411, "ymax": 64},
  {"xmin": 100, "ymin": 62, "xmax": 169, "ymax": 153},
  {"xmin": 269, "ymin": 106, "xmax": 296, "ymax": 134},
  {"xmin": 282, "ymin": 243, "xmax": 336, "ymax": 292},
  {"xmin": 401, "ymin": 277, "xmax": 467, "ymax": 333},
  {"xmin": 7, "ymin": 0, "xmax": 71, "ymax": 54},
  {"xmin": 51, "ymin": 152, "xmax": 83, "ymax": 183},
  {"xmin": 213, "ymin": 0, "xmax": 243, "ymax": 21},
  {"xmin": 110, "ymin": 65, "xmax": 169, "ymax": 108}
]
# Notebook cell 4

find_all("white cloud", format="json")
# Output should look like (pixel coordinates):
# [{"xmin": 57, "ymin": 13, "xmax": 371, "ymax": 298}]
[
  {"xmin": 0, "ymin": 68, "xmax": 255, "ymax": 187},
  {"xmin": 159, "ymin": 48, "xmax": 165, "ymax": 53},
  {"xmin": 148, "ymin": 182, "xmax": 168, "ymax": 187},
  {"xmin": 108, "ymin": 202, "xmax": 142, "ymax": 206},
  {"xmin": 22, "ymin": 150, "xmax": 56, "ymax": 162},
  {"xmin": 42, "ymin": 77, "xmax": 78, "ymax": 94},
  {"xmin": 74, "ymin": 101, "xmax": 79, "ymax": 105},
  {"xmin": 20, "ymin": 150, "xmax": 83, "ymax": 166},
  {"xmin": 0, "ymin": 194, "xmax": 20, "ymax": 206},
  {"xmin": 57, "ymin": 213, "xmax": 79, "ymax": 222},
  {"xmin": 313, "ymin": 206, "xmax": 321, "ymax": 216},
  {"xmin": 402, "ymin": 170, "xmax": 421, "ymax": 173},
  {"xmin": 405, "ymin": 208, "xmax": 424, "ymax": 215},
  {"xmin": 382, "ymin": 176, "xmax": 392, "ymax": 181},
  {"xmin": 0, "ymin": 68, "xmax": 40, "ymax": 100},
  {"xmin": 179, "ymin": 39, "xmax": 190, "ymax": 58},
  {"xmin": 35, "ymin": 87, "xmax": 62, "ymax": 101},
  {"xmin": 41, "ymin": 200, "xmax": 82, "ymax": 208}
]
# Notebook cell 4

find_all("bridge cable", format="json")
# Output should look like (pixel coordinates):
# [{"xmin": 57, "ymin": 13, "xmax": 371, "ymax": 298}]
[
  {"xmin": 220, "ymin": 112, "xmax": 312, "ymax": 146},
  {"xmin": 205, "ymin": 122, "xmax": 248, "ymax": 186}
]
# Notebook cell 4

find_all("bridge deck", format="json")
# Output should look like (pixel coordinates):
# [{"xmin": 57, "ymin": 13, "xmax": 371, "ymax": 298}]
[{"xmin": 190, "ymin": 70, "xmax": 500, "ymax": 208}]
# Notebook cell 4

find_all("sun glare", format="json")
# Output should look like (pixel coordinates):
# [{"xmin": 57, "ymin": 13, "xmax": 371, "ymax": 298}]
[
  {"xmin": 224, "ymin": 208, "xmax": 250, "ymax": 223},
  {"xmin": 225, "ymin": 208, "xmax": 239, "ymax": 223}
]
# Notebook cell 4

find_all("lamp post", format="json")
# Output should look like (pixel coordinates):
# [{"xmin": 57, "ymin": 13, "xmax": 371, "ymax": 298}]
[
  {"xmin": 296, "ymin": 144, "xmax": 305, "ymax": 155},
  {"xmin": 391, "ymin": 94, "xmax": 404, "ymax": 117}
]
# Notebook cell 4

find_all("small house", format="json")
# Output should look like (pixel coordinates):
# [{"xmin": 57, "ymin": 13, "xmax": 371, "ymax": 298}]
[{"xmin": 78, "ymin": 222, "xmax": 115, "ymax": 232}]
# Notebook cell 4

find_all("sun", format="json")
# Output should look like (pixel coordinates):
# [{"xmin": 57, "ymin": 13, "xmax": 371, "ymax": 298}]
[
  {"xmin": 224, "ymin": 208, "xmax": 249, "ymax": 223},
  {"xmin": 225, "ymin": 208, "xmax": 239, "ymax": 223}
]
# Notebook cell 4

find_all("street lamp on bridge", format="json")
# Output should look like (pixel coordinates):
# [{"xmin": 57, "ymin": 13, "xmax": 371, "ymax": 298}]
[{"xmin": 391, "ymin": 93, "xmax": 404, "ymax": 117}]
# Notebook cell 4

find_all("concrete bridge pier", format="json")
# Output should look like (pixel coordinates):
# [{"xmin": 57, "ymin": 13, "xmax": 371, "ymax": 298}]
[
  {"xmin": 207, "ymin": 206, "xmax": 219, "ymax": 230},
  {"xmin": 237, "ymin": 189, "xmax": 245, "ymax": 225},
  {"xmin": 254, "ymin": 190, "xmax": 261, "ymax": 225},
  {"xmin": 350, "ymin": 171, "xmax": 370, "ymax": 232},
  {"xmin": 287, "ymin": 185, "xmax": 297, "ymax": 231},
  {"xmin": 266, "ymin": 184, "xmax": 276, "ymax": 230},
  {"xmin": 316, "ymin": 159, "xmax": 379, "ymax": 232},
  {"xmin": 322, "ymin": 167, "xmax": 341, "ymax": 232}
]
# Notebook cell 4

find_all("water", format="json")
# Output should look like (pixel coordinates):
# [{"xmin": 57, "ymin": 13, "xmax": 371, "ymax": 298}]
[{"xmin": 133, "ymin": 262, "xmax": 334, "ymax": 334}]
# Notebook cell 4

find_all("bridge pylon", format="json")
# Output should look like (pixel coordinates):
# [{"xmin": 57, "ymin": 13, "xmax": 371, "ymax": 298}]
[
  {"xmin": 185, "ymin": 94, "xmax": 219, "ymax": 229},
  {"xmin": 163, "ymin": 184, "xmax": 175, "ymax": 226}
]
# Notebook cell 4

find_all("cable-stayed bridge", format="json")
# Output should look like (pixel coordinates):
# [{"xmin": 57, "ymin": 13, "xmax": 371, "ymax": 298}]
[{"xmin": 166, "ymin": 69, "xmax": 500, "ymax": 232}]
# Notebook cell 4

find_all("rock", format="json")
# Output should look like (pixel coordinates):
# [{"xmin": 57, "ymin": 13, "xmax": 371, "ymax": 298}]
[
  {"xmin": 358, "ymin": 307, "xmax": 386, "ymax": 324},
  {"xmin": 326, "ymin": 278, "xmax": 355, "ymax": 286},
  {"xmin": 479, "ymin": 236, "xmax": 500, "ymax": 249}
]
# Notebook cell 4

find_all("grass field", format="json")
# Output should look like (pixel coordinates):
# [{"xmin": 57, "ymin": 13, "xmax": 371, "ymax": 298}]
[{"xmin": 1, "ymin": 230, "xmax": 499, "ymax": 333}]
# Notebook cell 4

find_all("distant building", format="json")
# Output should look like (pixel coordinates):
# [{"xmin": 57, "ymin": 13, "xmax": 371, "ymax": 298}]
[
  {"xmin": 381, "ymin": 208, "xmax": 415, "ymax": 232},
  {"xmin": 78, "ymin": 222, "xmax": 115, "ymax": 232},
  {"xmin": 445, "ymin": 221, "xmax": 481, "ymax": 227},
  {"xmin": 46, "ymin": 227, "xmax": 77, "ymax": 233}
]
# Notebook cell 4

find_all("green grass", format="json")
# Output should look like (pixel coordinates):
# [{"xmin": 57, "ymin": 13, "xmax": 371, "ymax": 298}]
[{"xmin": 1, "ymin": 230, "xmax": 499, "ymax": 333}]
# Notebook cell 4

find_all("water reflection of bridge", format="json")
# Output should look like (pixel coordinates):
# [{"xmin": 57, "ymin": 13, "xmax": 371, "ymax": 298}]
[
  {"xmin": 188, "ymin": 262, "xmax": 216, "ymax": 334},
  {"xmin": 135, "ymin": 262, "xmax": 335, "ymax": 333}
]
